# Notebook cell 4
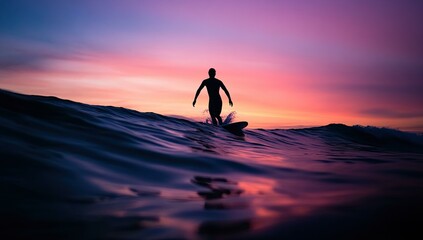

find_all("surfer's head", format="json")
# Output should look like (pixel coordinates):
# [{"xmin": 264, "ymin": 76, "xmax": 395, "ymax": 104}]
[{"xmin": 208, "ymin": 68, "xmax": 216, "ymax": 78}]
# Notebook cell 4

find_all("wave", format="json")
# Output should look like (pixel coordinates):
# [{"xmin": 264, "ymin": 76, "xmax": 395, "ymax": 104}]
[{"xmin": 1, "ymin": 89, "xmax": 422, "ymax": 239}]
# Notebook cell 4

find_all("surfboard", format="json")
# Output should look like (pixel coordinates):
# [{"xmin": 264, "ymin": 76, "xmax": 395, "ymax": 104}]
[{"xmin": 222, "ymin": 121, "xmax": 248, "ymax": 136}]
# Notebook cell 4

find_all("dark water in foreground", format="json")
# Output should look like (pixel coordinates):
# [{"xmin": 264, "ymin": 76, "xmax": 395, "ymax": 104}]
[{"xmin": 1, "ymin": 89, "xmax": 422, "ymax": 239}]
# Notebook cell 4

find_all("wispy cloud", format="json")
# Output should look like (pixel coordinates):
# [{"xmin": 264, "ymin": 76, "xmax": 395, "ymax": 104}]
[{"xmin": 360, "ymin": 108, "xmax": 423, "ymax": 119}]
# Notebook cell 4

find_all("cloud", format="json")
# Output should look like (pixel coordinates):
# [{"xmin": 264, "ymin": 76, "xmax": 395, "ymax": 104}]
[
  {"xmin": 360, "ymin": 108, "xmax": 423, "ymax": 119},
  {"xmin": 0, "ymin": 37, "xmax": 77, "ymax": 73}
]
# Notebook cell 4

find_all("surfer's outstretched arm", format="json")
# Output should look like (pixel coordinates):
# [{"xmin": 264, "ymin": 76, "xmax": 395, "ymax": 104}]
[
  {"xmin": 193, "ymin": 81, "xmax": 206, "ymax": 107},
  {"xmin": 221, "ymin": 82, "xmax": 233, "ymax": 107}
]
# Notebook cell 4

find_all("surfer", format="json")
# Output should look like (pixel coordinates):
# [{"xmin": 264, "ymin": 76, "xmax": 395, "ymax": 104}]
[{"xmin": 193, "ymin": 68, "xmax": 233, "ymax": 125}]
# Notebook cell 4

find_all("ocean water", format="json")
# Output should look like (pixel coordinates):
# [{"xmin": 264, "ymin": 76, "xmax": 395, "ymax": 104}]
[{"xmin": 1, "ymin": 89, "xmax": 422, "ymax": 239}]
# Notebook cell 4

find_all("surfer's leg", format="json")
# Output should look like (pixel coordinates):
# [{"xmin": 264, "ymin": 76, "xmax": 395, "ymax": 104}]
[
  {"xmin": 217, "ymin": 116, "xmax": 222, "ymax": 125},
  {"xmin": 217, "ymin": 99, "xmax": 222, "ymax": 125},
  {"xmin": 209, "ymin": 98, "xmax": 222, "ymax": 125},
  {"xmin": 209, "ymin": 111, "xmax": 218, "ymax": 125},
  {"xmin": 211, "ymin": 116, "xmax": 218, "ymax": 125}
]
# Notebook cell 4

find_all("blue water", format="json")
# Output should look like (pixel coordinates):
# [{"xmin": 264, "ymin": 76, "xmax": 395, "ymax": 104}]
[{"xmin": 1, "ymin": 89, "xmax": 422, "ymax": 239}]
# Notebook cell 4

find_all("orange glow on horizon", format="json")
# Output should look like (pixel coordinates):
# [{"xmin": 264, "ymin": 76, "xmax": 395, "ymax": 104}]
[{"xmin": 1, "ymin": 61, "xmax": 422, "ymax": 131}]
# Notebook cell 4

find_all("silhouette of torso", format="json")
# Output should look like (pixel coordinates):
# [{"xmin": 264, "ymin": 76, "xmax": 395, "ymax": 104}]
[{"xmin": 203, "ymin": 78, "xmax": 223, "ymax": 116}]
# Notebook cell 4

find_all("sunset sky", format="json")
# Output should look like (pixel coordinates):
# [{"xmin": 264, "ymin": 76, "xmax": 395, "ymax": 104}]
[{"xmin": 1, "ymin": 0, "xmax": 422, "ymax": 130}]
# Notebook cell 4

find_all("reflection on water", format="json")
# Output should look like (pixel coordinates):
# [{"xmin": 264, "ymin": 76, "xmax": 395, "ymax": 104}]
[
  {"xmin": 67, "ymin": 168, "xmax": 386, "ymax": 240},
  {"xmin": 4, "ymin": 138, "xmax": 422, "ymax": 239},
  {"xmin": 86, "ymin": 168, "xmax": 379, "ymax": 238}
]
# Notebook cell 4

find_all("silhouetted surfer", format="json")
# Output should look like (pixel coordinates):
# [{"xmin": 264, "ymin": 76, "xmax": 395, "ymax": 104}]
[{"xmin": 193, "ymin": 68, "xmax": 233, "ymax": 125}]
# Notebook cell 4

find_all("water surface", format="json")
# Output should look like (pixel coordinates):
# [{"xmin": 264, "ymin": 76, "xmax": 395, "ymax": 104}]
[{"xmin": 1, "ymin": 89, "xmax": 422, "ymax": 239}]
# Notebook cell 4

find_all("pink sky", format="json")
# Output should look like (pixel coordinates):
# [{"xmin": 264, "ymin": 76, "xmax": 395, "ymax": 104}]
[{"xmin": 1, "ymin": 0, "xmax": 422, "ymax": 130}]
